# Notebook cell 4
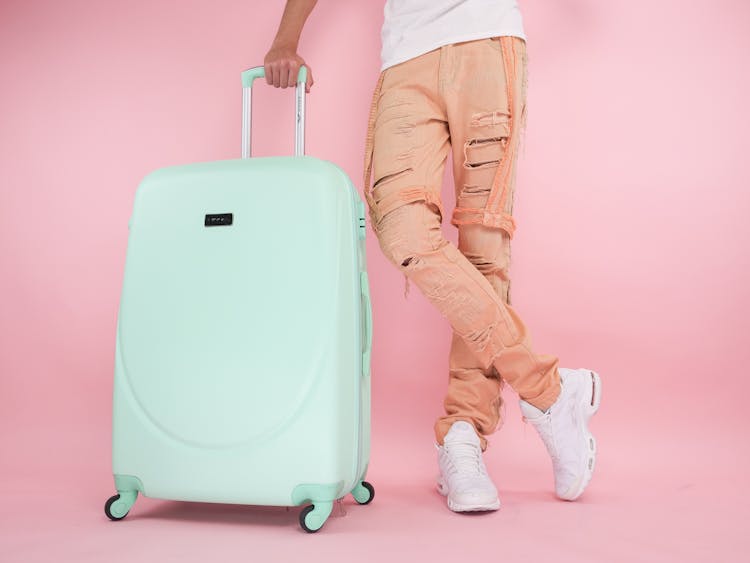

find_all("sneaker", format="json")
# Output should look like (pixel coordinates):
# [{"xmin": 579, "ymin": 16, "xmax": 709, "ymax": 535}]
[
  {"xmin": 436, "ymin": 421, "xmax": 501, "ymax": 512},
  {"xmin": 519, "ymin": 367, "xmax": 602, "ymax": 501}
]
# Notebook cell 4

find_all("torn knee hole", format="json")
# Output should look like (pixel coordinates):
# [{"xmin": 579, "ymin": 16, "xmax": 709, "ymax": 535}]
[
  {"xmin": 401, "ymin": 256, "xmax": 416, "ymax": 267},
  {"xmin": 464, "ymin": 137, "xmax": 507, "ymax": 169},
  {"xmin": 400, "ymin": 252, "xmax": 427, "ymax": 269},
  {"xmin": 373, "ymin": 167, "xmax": 414, "ymax": 189},
  {"xmin": 461, "ymin": 184, "xmax": 491, "ymax": 195},
  {"xmin": 464, "ymin": 252, "xmax": 493, "ymax": 265},
  {"xmin": 467, "ymin": 136, "xmax": 506, "ymax": 147},
  {"xmin": 468, "ymin": 258, "xmax": 499, "ymax": 275},
  {"xmin": 470, "ymin": 111, "xmax": 510, "ymax": 127},
  {"xmin": 465, "ymin": 159, "xmax": 500, "ymax": 169}
]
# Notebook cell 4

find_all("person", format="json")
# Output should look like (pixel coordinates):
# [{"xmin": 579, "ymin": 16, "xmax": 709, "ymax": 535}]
[{"xmin": 263, "ymin": 0, "xmax": 601, "ymax": 512}]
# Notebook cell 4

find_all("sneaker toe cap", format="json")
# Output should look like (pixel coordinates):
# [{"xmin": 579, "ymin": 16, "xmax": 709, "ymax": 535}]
[{"xmin": 450, "ymin": 486, "xmax": 499, "ymax": 507}]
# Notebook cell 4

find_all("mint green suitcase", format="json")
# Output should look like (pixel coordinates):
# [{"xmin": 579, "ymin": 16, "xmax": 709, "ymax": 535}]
[{"xmin": 104, "ymin": 67, "xmax": 374, "ymax": 533}]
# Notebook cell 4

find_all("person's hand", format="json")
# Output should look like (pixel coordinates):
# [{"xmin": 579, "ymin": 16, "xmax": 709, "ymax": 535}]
[{"xmin": 263, "ymin": 45, "xmax": 314, "ymax": 93}]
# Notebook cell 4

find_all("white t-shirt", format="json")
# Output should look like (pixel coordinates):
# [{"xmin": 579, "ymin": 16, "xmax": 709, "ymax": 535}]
[{"xmin": 380, "ymin": 0, "xmax": 526, "ymax": 71}]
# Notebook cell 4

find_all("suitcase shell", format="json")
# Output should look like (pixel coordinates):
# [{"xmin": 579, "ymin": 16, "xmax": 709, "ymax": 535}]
[{"xmin": 110, "ymin": 154, "xmax": 372, "ymax": 510}]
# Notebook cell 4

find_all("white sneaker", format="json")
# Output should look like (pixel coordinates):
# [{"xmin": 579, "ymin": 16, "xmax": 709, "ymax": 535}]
[
  {"xmin": 436, "ymin": 421, "xmax": 501, "ymax": 512},
  {"xmin": 519, "ymin": 367, "xmax": 602, "ymax": 501}
]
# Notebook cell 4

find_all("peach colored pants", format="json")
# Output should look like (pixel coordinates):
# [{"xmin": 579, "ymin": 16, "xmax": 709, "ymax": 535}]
[{"xmin": 363, "ymin": 36, "xmax": 561, "ymax": 450}]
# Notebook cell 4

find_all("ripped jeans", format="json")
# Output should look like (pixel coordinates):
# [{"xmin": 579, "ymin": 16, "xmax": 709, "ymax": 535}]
[{"xmin": 363, "ymin": 36, "xmax": 561, "ymax": 450}]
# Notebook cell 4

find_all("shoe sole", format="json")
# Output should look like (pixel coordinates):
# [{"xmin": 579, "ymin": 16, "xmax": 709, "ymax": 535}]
[
  {"xmin": 558, "ymin": 368, "xmax": 601, "ymax": 501},
  {"xmin": 437, "ymin": 478, "xmax": 501, "ymax": 512}
]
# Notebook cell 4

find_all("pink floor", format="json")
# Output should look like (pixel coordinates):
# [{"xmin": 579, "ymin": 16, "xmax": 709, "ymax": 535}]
[
  {"xmin": 2, "ymin": 0, "xmax": 749, "ymax": 560},
  {"xmin": 2, "ymin": 356, "xmax": 748, "ymax": 562}
]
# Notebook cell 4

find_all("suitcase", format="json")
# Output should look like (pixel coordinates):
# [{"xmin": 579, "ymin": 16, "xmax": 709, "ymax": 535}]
[{"xmin": 104, "ymin": 65, "xmax": 374, "ymax": 533}]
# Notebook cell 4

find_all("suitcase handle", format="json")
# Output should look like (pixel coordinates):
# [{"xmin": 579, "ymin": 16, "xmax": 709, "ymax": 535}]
[
  {"xmin": 241, "ymin": 66, "xmax": 308, "ymax": 158},
  {"xmin": 360, "ymin": 271, "xmax": 373, "ymax": 378}
]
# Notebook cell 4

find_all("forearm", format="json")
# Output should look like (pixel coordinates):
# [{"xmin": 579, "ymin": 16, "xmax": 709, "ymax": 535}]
[{"xmin": 271, "ymin": 0, "xmax": 318, "ymax": 50}]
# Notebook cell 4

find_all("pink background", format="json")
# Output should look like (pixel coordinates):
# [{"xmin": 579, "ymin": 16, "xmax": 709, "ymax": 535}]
[{"xmin": 1, "ymin": 0, "xmax": 749, "ymax": 561}]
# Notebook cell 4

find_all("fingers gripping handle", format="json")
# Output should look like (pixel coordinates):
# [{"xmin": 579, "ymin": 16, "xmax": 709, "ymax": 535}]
[
  {"xmin": 241, "ymin": 65, "xmax": 308, "ymax": 158},
  {"xmin": 241, "ymin": 65, "xmax": 308, "ymax": 88}
]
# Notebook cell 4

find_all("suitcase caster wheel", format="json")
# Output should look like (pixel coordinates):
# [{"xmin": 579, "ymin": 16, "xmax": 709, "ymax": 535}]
[
  {"xmin": 299, "ymin": 502, "xmax": 332, "ymax": 533},
  {"xmin": 104, "ymin": 494, "xmax": 130, "ymax": 521},
  {"xmin": 352, "ymin": 481, "xmax": 375, "ymax": 505}
]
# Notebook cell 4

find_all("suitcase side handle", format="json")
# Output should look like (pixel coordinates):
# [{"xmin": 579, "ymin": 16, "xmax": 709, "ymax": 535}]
[
  {"xmin": 360, "ymin": 271, "xmax": 373, "ymax": 378},
  {"xmin": 241, "ymin": 66, "xmax": 308, "ymax": 158}
]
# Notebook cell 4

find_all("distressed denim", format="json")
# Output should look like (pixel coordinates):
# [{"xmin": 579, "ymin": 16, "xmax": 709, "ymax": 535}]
[{"xmin": 363, "ymin": 36, "xmax": 561, "ymax": 450}]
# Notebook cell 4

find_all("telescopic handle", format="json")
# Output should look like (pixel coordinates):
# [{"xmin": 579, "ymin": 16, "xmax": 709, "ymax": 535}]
[{"xmin": 241, "ymin": 65, "xmax": 307, "ymax": 158}]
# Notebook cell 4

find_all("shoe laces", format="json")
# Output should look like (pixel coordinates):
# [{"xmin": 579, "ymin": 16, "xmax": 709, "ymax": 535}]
[{"xmin": 443, "ymin": 441, "xmax": 485, "ymax": 477}]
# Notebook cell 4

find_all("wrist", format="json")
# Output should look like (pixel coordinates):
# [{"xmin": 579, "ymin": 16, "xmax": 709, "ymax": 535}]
[{"xmin": 271, "ymin": 35, "xmax": 299, "ymax": 53}]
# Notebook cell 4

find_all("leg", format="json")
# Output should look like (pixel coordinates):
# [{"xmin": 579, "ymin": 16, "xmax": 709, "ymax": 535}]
[
  {"xmin": 362, "ymin": 40, "xmax": 552, "ymax": 513},
  {"xmin": 364, "ymin": 39, "xmax": 559, "ymax": 445},
  {"xmin": 439, "ymin": 243, "xmax": 508, "ymax": 451},
  {"xmin": 441, "ymin": 183, "xmax": 514, "ymax": 449},
  {"xmin": 381, "ymin": 204, "xmax": 560, "ymax": 444},
  {"xmin": 434, "ymin": 37, "xmax": 559, "ymax": 449},
  {"xmin": 361, "ymin": 47, "xmax": 509, "ymax": 457},
  {"xmin": 364, "ymin": 47, "xmax": 450, "ymax": 254}
]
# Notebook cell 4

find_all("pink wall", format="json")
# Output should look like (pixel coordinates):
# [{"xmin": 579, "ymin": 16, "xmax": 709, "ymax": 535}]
[{"xmin": 1, "ymin": 0, "xmax": 748, "ymax": 560}]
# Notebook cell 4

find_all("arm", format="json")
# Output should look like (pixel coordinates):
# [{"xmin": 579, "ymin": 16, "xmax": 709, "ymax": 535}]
[{"xmin": 264, "ymin": 0, "xmax": 318, "ymax": 92}]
